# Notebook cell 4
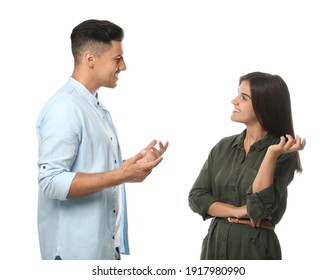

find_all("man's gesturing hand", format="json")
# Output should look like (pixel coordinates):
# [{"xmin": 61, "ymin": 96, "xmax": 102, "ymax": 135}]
[
  {"xmin": 118, "ymin": 140, "xmax": 168, "ymax": 183},
  {"xmin": 137, "ymin": 140, "xmax": 169, "ymax": 163}
]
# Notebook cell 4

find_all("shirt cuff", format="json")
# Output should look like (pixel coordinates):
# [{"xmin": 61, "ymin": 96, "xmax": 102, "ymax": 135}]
[
  {"xmin": 246, "ymin": 186, "xmax": 274, "ymax": 220},
  {"xmin": 40, "ymin": 171, "xmax": 76, "ymax": 200}
]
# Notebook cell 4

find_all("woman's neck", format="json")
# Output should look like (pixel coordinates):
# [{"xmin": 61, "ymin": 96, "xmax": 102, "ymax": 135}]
[{"xmin": 244, "ymin": 127, "xmax": 267, "ymax": 154}]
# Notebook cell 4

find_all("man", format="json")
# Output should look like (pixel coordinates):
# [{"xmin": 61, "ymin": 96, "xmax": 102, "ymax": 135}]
[{"xmin": 36, "ymin": 19, "xmax": 168, "ymax": 260}]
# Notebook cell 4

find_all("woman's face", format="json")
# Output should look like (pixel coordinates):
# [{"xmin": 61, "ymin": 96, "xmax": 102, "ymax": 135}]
[{"xmin": 230, "ymin": 80, "xmax": 259, "ymax": 126}]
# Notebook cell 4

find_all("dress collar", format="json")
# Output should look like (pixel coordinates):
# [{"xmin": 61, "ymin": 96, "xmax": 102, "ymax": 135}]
[{"xmin": 232, "ymin": 129, "xmax": 276, "ymax": 152}]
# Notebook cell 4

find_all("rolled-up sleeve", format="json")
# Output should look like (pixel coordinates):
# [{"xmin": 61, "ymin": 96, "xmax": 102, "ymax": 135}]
[
  {"xmin": 246, "ymin": 153, "xmax": 296, "ymax": 222},
  {"xmin": 37, "ymin": 98, "xmax": 80, "ymax": 200},
  {"xmin": 189, "ymin": 148, "xmax": 219, "ymax": 220}
]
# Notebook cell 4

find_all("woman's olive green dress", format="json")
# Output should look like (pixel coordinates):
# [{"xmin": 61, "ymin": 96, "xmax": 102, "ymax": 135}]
[{"xmin": 189, "ymin": 131, "xmax": 296, "ymax": 260}]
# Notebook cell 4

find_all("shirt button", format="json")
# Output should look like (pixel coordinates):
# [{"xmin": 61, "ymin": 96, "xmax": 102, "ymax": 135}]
[
  {"xmin": 113, "ymin": 210, "xmax": 116, "ymax": 213},
  {"xmin": 114, "ymin": 160, "xmax": 117, "ymax": 164}
]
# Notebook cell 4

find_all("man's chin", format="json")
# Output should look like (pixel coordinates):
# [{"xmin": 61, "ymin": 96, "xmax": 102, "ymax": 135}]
[{"xmin": 107, "ymin": 83, "xmax": 118, "ymax": 89}]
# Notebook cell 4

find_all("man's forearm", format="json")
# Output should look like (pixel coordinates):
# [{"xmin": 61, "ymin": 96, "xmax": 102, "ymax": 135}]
[{"xmin": 67, "ymin": 169, "xmax": 123, "ymax": 198}]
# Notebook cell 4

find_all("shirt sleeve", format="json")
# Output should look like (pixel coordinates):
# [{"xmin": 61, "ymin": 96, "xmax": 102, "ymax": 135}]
[
  {"xmin": 36, "ymin": 98, "xmax": 81, "ymax": 200},
  {"xmin": 246, "ymin": 152, "xmax": 296, "ymax": 222},
  {"xmin": 188, "ymin": 146, "xmax": 219, "ymax": 220}
]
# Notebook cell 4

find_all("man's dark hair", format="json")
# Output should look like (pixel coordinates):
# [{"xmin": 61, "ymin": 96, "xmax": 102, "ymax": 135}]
[{"xmin": 70, "ymin": 19, "xmax": 124, "ymax": 60}]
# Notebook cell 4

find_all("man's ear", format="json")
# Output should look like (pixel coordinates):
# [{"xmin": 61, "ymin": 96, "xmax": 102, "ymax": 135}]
[{"xmin": 84, "ymin": 52, "xmax": 95, "ymax": 68}]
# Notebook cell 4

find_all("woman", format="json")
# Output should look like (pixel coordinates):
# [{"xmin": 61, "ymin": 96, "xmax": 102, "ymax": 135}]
[{"xmin": 188, "ymin": 71, "xmax": 306, "ymax": 260}]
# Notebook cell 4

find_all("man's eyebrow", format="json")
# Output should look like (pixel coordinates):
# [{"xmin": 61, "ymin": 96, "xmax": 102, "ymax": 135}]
[{"xmin": 114, "ymin": 54, "xmax": 123, "ymax": 58}]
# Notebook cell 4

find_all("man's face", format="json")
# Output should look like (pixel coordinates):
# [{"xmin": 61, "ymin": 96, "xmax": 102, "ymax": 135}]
[{"xmin": 94, "ymin": 41, "xmax": 126, "ymax": 89}]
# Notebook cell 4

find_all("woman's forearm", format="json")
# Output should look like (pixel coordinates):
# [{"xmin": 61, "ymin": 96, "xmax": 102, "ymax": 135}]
[
  {"xmin": 253, "ymin": 135, "xmax": 306, "ymax": 193},
  {"xmin": 207, "ymin": 202, "xmax": 248, "ymax": 218},
  {"xmin": 252, "ymin": 151, "xmax": 278, "ymax": 193}
]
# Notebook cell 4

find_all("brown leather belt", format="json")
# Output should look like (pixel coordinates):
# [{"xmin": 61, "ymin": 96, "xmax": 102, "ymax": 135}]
[{"xmin": 226, "ymin": 217, "xmax": 275, "ymax": 231}]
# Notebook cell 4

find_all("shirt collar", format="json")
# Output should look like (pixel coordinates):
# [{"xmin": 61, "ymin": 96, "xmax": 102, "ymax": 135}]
[
  {"xmin": 232, "ymin": 131, "xmax": 245, "ymax": 150},
  {"xmin": 232, "ymin": 129, "xmax": 277, "ymax": 152},
  {"xmin": 68, "ymin": 77, "xmax": 99, "ymax": 107}
]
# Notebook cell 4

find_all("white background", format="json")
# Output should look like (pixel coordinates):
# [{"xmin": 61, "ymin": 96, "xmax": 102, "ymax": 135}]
[{"xmin": 1, "ymin": 0, "xmax": 335, "ymax": 279}]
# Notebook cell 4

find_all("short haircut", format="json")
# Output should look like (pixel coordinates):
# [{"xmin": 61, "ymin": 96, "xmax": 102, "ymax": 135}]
[{"xmin": 70, "ymin": 19, "xmax": 124, "ymax": 61}]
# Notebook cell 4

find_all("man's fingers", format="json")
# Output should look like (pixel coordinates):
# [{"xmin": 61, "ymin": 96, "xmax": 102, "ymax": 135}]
[
  {"xmin": 144, "ymin": 140, "xmax": 158, "ymax": 150},
  {"xmin": 161, "ymin": 141, "xmax": 169, "ymax": 152},
  {"xmin": 129, "ymin": 150, "xmax": 147, "ymax": 163},
  {"xmin": 148, "ymin": 141, "xmax": 169, "ymax": 158},
  {"xmin": 149, "ymin": 156, "xmax": 163, "ymax": 167}
]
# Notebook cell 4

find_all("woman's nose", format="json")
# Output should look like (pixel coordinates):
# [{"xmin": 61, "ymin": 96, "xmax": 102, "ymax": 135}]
[{"xmin": 231, "ymin": 96, "xmax": 238, "ymax": 105}]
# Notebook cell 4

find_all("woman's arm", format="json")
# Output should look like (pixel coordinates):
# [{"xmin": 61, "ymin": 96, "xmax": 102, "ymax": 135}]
[
  {"xmin": 248, "ymin": 134, "xmax": 305, "ymax": 227},
  {"xmin": 252, "ymin": 134, "xmax": 305, "ymax": 193},
  {"xmin": 207, "ymin": 202, "xmax": 248, "ymax": 219}
]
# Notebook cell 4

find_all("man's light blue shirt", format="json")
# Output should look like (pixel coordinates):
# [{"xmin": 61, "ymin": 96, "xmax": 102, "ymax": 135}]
[{"xmin": 36, "ymin": 77, "xmax": 129, "ymax": 259}]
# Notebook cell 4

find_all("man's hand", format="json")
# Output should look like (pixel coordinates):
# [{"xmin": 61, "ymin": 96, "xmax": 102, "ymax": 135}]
[
  {"xmin": 118, "ymin": 140, "xmax": 169, "ymax": 183},
  {"xmin": 137, "ymin": 140, "xmax": 169, "ymax": 163}
]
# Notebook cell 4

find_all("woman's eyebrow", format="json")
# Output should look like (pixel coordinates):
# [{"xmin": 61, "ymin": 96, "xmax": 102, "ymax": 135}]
[{"xmin": 241, "ymin": 92, "xmax": 251, "ymax": 99}]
